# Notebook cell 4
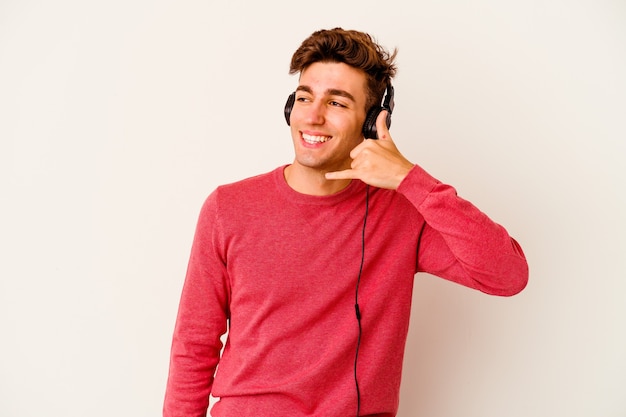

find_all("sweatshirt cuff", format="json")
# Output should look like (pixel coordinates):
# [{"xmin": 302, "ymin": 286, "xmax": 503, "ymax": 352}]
[{"xmin": 396, "ymin": 164, "xmax": 441, "ymax": 208}]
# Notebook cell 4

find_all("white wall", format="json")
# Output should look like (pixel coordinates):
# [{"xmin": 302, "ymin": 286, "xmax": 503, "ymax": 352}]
[{"xmin": 1, "ymin": 1, "xmax": 624, "ymax": 416}]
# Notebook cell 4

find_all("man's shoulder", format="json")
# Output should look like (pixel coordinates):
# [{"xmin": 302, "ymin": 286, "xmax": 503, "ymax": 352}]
[
  {"xmin": 220, "ymin": 166, "xmax": 281, "ymax": 190},
  {"xmin": 210, "ymin": 166, "xmax": 284, "ymax": 204},
  {"xmin": 198, "ymin": 166, "xmax": 285, "ymax": 222}
]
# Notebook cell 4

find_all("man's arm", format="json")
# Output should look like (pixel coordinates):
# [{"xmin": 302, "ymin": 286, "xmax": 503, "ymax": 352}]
[
  {"xmin": 163, "ymin": 192, "xmax": 230, "ymax": 417},
  {"xmin": 327, "ymin": 111, "xmax": 528, "ymax": 295},
  {"xmin": 398, "ymin": 164, "xmax": 528, "ymax": 295}
]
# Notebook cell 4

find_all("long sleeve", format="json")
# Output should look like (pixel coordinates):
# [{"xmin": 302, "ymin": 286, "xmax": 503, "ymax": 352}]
[
  {"xmin": 163, "ymin": 192, "xmax": 230, "ymax": 417},
  {"xmin": 397, "ymin": 164, "xmax": 529, "ymax": 296}
]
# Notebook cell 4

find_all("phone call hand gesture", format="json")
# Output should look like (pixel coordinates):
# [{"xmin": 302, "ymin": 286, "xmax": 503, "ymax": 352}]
[{"xmin": 325, "ymin": 110, "xmax": 415, "ymax": 190}]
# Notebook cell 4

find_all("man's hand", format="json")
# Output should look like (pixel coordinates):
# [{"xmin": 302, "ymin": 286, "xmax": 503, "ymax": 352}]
[{"xmin": 325, "ymin": 110, "xmax": 415, "ymax": 190}]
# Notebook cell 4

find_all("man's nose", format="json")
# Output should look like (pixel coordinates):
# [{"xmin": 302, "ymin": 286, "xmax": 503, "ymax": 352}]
[{"xmin": 304, "ymin": 101, "xmax": 326, "ymax": 125}]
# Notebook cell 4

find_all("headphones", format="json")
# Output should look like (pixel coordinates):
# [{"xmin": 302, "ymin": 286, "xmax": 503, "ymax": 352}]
[{"xmin": 283, "ymin": 83, "xmax": 395, "ymax": 139}]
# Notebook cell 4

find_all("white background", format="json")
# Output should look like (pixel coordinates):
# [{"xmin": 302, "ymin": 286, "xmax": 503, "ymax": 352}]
[{"xmin": 1, "ymin": 1, "xmax": 625, "ymax": 416}]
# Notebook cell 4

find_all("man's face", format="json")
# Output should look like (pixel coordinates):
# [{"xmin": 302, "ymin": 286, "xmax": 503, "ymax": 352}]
[{"xmin": 288, "ymin": 61, "xmax": 368, "ymax": 174}]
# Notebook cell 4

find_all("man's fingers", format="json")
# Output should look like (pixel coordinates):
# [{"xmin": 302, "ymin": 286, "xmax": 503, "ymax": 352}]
[
  {"xmin": 325, "ymin": 169, "xmax": 356, "ymax": 180},
  {"xmin": 376, "ymin": 110, "xmax": 391, "ymax": 141}
]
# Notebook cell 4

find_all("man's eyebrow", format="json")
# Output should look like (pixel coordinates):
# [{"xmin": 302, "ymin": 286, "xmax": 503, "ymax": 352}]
[
  {"xmin": 295, "ymin": 85, "xmax": 356, "ymax": 102},
  {"xmin": 327, "ymin": 88, "xmax": 356, "ymax": 102}
]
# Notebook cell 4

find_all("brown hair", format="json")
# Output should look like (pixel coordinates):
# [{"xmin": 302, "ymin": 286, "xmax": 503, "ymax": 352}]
[{"xmin": 289, "ymin": 28, "xmax": 397, "ymax": 111}]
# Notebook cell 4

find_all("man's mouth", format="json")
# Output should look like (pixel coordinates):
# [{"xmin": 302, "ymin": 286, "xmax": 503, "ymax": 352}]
[{"xmin": 302, "ymin": 133, "xmax": 331, "ymax": 145}]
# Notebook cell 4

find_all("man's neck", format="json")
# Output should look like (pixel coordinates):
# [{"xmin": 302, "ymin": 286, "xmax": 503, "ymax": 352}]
[{"xmin": 284, "ymin": 164, "xmax": 351, "ymax": 196}]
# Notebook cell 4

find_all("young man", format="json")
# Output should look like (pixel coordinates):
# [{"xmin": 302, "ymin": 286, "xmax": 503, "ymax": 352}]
[{"xmin": 163, "ymin": 28, "xmax": 528, "ymax": 417}]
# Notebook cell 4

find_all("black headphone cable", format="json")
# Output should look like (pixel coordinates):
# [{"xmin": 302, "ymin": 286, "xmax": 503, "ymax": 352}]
[{"xmin": 354, "ymin": 184, "xmax": 370, "ymax": 417}]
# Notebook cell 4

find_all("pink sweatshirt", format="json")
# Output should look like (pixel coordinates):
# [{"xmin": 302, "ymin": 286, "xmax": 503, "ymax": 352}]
[{"xmin": 163, "ymin": 164, "xmax": 528, "ymax": 417}]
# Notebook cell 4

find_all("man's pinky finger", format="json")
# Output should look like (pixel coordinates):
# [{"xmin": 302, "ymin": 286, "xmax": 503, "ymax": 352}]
[{"xmin": 325, "ymin": 170, "xmax": 355, "ymax": 180}]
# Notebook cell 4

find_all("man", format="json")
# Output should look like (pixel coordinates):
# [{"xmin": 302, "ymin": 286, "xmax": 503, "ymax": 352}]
[{"xmin": 163, "ymin": 28, "xmax": 528, "ymax": 417}]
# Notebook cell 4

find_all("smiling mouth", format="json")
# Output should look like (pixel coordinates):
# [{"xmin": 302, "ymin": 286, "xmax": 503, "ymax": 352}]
[{"xmin": 302, "ymin": 133, "xmax": 331, "ymax": 144}]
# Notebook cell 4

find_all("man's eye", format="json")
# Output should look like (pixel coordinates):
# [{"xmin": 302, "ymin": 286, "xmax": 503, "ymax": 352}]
[{"xmin": 330, "ymin": 101, "xmax": 346, "ymax": 107}]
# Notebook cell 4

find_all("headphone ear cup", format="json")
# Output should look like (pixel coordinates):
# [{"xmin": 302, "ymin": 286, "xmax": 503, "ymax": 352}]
[
  {"xmin": 362, "ymin": 107, "xmax": 381, "ymax": 139},
  {"xmin": 363, "ymin": 84, "xmax": 394, "ymax": 139},
  {"xmin": 284, "ymin": 92, "xmax": 295, "ymax": 126}
]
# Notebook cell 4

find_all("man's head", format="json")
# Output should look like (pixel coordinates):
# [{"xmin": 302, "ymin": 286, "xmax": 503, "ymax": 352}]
[
  {"xmin": 289, "ymin": 28, "xmax": 397, "ymax": 114},
  {"xmin": 283, "ymin": 29, "xmax": 398, "ymax": 190}
]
